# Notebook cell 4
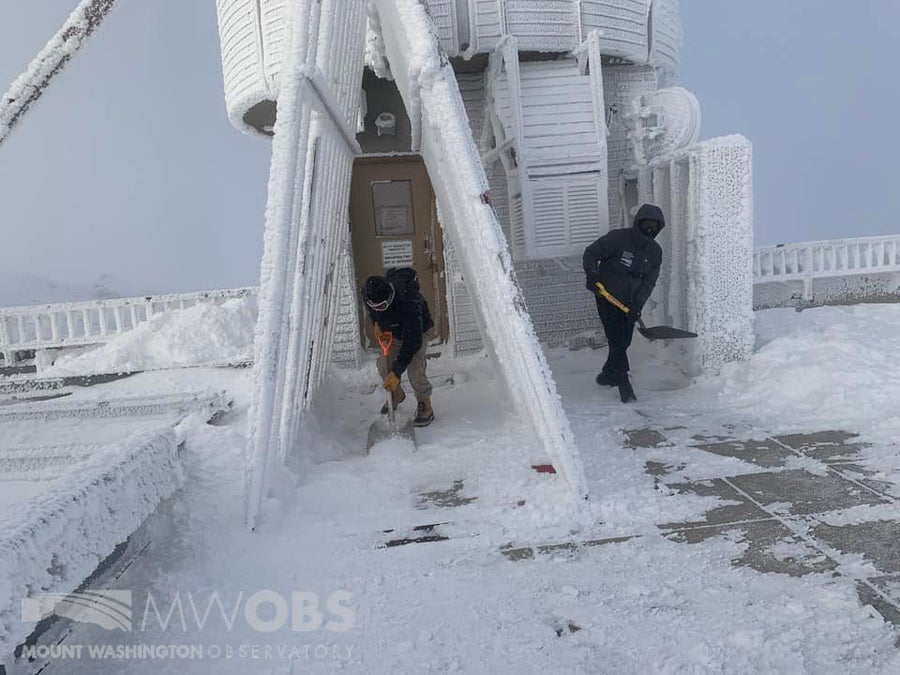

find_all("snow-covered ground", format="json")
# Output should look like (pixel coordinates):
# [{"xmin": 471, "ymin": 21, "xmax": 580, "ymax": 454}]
[{"xmin": 5, "ymin": 304, "xmax": 900, "ymax": 673}]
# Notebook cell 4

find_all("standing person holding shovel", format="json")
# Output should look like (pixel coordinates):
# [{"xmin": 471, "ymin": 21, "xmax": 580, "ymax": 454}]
[
  {"xmin": 583, "ymin": 204, "xmax": 665, "ymax": 403},
  {"xmin": 362, "ymin": 268, "xmax": 435, "ymax": 427}
]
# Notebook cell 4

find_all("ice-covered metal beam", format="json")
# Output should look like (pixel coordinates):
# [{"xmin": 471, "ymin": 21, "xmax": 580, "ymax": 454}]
[
  {"xmin": 0, "ymin": 0, "xmax": 118, "ymax": 146},
  {"xmin": 244, "ymin": 0, "xmax": 369, "ymax": 529}
]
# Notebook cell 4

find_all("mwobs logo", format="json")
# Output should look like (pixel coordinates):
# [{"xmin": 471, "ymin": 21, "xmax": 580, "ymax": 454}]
[{"xmin": 22, "ymin": 591, "xmax": 133, "ymax": 632}]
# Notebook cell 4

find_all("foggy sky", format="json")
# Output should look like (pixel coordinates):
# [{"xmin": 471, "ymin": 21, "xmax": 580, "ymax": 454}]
[{"xmin": 1, "ymin": 1, "xmax": 897, "ymax": 297}]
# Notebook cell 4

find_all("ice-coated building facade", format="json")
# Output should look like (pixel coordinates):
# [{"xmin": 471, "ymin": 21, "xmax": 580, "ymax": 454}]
[
  {"xmin": 216, "ymin": 0, "xmax": 751, "ymax": 367},
  {"xmin": 213, "ymin": 0, "xmax": 753, "ymax": 523}
]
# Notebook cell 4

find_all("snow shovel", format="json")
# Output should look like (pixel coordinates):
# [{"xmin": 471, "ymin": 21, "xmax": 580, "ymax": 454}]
[
  {"xmin": 637, "ymin": 318, "xmax": 697, "ymax": 341},
  {"xmin": 365, "ymin": 330, "xmax": 416, "ymax": 453},
  {"xmin": 595, "ymin": 282, "xmax": 697, "ymax": 341}
]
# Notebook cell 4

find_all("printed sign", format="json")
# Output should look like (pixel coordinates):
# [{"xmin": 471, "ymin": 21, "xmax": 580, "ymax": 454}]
[
  {"xmin": 382, "ymin": 240, "xmax": 414, "ymax": 268},
  {"xmin": 376, "ymin": 206, "xmax": 413, "ymax": 236}
]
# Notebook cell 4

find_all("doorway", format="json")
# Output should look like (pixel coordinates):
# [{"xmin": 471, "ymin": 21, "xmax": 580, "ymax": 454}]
[{"xmin": 349, "ymin": 156, "xmax": 449, "ymax": 349}]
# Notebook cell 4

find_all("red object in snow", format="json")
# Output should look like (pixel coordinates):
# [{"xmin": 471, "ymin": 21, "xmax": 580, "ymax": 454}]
[{"xmin": 531, "ymin": 464, "xmax": 557, "ymax": 474}]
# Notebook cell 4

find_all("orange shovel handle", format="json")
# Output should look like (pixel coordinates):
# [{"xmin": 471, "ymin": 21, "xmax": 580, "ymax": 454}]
[{"xmin": 376, "ymin": 329, "xmax": 393, "ymax": 357}]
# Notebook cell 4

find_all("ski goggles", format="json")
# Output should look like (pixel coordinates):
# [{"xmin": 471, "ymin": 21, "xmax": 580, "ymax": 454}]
[{"xmin": 365, "ymin": 286, "xmax": 395, "ymax": 312}]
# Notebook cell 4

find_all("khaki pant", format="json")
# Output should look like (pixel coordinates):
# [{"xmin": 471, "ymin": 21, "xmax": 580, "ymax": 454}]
[{"xmin": 377, "ymin": 340, "xmax": 432, "ymax": 400}]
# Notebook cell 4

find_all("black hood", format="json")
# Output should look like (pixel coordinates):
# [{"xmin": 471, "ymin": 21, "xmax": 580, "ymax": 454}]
[{"xmin": 633, "ymin": 203, "xmax": 666, "ymax": 238}]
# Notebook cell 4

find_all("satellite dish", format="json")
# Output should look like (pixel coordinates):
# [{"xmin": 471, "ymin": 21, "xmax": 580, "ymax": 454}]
[{"xmin": 623, "ymin": 87, "xmax": 701, "ymax": 164}]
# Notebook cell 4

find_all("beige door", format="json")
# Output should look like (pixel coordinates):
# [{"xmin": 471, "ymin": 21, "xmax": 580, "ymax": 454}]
[{"xmin": 349, "ymin": 157, "xmax": 448, "ymax": 348}]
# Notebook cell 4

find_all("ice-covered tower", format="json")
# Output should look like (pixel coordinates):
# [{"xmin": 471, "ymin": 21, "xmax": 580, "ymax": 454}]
[
  {"xmin": 215, "ymin": 0, "xmax": 752, "ymax": 373},
  {"xmin": 214, "ymin": 0, "xmax": 752, "ymax": 522}
]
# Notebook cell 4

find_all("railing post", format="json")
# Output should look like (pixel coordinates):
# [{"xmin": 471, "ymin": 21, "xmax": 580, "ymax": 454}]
[
  {"xmin": 50, "ymin": 312, "xmax": 60, "ymax": 342},
  {"xmin": 113, "ymin": 306, "xmax": 125, "ymax": 333},
  {"xmin": 98, "ymin": 306, "xmax": 108, "ymax": 336},
  {"xmin": 82, "ymin": 309, "xmax": 93, "ymax": 338},
  {"xmin": 0, "ymin": 315, "xmax": 11, "ymax": 364},
  {"xmin": 65, "ymin": 311, "xmax": 76, "ymax": 340}
]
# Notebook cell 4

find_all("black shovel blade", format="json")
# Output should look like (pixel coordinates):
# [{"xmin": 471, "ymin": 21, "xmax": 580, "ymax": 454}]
[{"xmin": 638, "ymin": 325, "xmax": 698, "ymax": 341}]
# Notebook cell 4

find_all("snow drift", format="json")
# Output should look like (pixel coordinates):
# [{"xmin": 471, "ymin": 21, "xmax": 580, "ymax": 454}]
[
  {"xmin": 43, "ymin": 297, "xmax": 256, "ymax": 376},
  {"xmin": 715, "ymin": 304, "xmax": 900, "ymax": 438}
]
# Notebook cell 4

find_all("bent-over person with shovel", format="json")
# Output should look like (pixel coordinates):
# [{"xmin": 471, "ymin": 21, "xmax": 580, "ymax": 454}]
[
  {"xmin": 362, "ymin": 268, "xmax": 435, "ymax": 427},
  {"xmin": 583, "ymin": 204, "xmax": 665, "ymax": 403}
]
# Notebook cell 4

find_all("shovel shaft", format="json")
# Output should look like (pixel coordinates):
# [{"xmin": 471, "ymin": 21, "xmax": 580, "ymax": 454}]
[{"xmin": 384, "ymin": 387, "xmax": 396, "ymax": 429}]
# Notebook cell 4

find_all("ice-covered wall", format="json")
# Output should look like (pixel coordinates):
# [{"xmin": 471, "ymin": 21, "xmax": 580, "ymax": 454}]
[
  {"xmin": 329, "ymin": 239, "xmax": 363, "ymax": 368},
  {"xmin": 421, "ymin": 0, "xmax": 682, "ymax": 76},
  {"xmin": 0, "ymin": 428, "xmax": 180, "ymax": 663},
  {"xmin": 217, "ymin": 1, "xmax": 682, "ymax": 139},
  {"xmin": 640, "ymin": 136, "xmax": 754, "ymax": 374},
  {"xmin": 602, "ymin": 64, "xmax": 658, "ymax": 229}
]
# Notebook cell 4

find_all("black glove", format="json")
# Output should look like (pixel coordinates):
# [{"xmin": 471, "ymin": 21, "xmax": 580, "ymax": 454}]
[{"xmin": 630, "ymin": 309, "xmax": 641, "ymax": 323}]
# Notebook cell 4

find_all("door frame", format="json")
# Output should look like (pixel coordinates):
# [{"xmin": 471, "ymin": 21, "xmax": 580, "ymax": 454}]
[{"xmin": 349, "ymin": 155, "xmax": 450, "ymax": 350}]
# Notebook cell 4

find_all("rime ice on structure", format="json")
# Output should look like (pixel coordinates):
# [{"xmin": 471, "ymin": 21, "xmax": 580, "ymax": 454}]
[
  {"xmin": 213, "ymin": 0, "xmax": 754, "ymax": 519},
  {"xmin": 0, "ymin": 0, "xmax": 118, "ymax": 145},
  {"xmin": 0, "ymin": 428, "xmax": 181, "ymax": 661}
]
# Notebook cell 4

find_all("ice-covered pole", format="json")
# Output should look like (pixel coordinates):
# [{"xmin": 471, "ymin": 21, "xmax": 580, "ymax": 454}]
[{"xmin": 0, "ymin": 0, "xmax": 118, "ymax": 146}]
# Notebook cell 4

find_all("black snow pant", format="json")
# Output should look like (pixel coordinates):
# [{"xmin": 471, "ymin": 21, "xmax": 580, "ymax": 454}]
[{"xmin": 595, "ymin": 296, "xmax": 636, "ymax": 385}]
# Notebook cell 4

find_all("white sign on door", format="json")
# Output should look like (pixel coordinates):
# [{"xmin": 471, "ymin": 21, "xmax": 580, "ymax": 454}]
[{"xmin": 381, "ymin": 240, "xmax": 414, "ymax": 269}]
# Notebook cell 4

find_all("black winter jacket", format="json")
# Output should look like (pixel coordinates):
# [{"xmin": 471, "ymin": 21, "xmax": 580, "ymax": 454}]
[
  {"xmin": 367, "ymin": 295, "xmax": 434, "ymax": 377},
  {"xmin": 582, "ymin": 204, "xmax": 665, "ymax": 315}
]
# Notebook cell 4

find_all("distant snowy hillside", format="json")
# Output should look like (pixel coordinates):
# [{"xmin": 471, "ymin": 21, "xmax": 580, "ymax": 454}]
[{"xmin": 0, "ymin": 272, "xmax": 139, "ymax": 307}]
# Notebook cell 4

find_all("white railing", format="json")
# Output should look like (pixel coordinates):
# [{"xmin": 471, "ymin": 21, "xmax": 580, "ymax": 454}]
[
  {"xmin": 753, "ymin": 235, "xmax": 900, "ymax": 299},
  {"xmin": 0, "ymin": 288, "xmax": 256, "ymax": 364}
]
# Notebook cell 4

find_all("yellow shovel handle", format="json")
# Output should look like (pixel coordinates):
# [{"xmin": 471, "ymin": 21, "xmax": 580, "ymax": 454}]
[{"xmin": 595, "ymin": 282, "xmax": 630, "ymax": 314}]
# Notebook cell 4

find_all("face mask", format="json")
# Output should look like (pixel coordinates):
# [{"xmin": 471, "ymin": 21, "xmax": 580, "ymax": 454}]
[{"xmin": 640, "ymin": 221, "xmax": 660, "ymax": 237}]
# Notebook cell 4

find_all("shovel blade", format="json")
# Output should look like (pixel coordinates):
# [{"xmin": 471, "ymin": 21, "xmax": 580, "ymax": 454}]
[
  {"xmin": 638, "ymin": 325, "xmax": 698, "ymax": 341},
  {"xmin": 365, "ymin": 416, "xmax": 417, "ymax": 453}
]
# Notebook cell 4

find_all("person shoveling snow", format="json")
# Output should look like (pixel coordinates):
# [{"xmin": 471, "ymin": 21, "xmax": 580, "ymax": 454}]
[
  {"xmin": 366, "ymin": 327, "xmax": 417, "ymax": 451},
  {"xmin": 362, "ymin": 268, "xmax": 435, "ymax": 428},
  {"xmin": 582, "ymin": 203, "xmax": 693, "ymax": 403}
]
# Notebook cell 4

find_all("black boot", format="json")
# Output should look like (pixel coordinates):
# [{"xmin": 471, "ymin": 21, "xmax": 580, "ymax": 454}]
[
  {"xmin": 618, "ymin": 380, "xmax": 637, "ymax": 403},
  {"xmin": 595, "ymin": 371, "xmax": 616, "ymax": 387}
]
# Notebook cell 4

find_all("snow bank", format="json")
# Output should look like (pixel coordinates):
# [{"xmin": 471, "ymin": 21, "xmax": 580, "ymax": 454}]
[
  {"xmin": 43, "ymin": 297, "xmax": 256, "ymax": 376},
  {"xmin": 0, "ymin": 427, "xmax": 180, "ymax": 663},
  {"xmin": 715, "ymin": 304, "xmax": 900, "ymax": 436}
]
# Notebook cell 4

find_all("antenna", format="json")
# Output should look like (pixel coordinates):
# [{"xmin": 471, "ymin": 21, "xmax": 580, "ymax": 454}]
[{"xmin": 0, "ymin": 0, "xmax": 118, "ymax": 147}]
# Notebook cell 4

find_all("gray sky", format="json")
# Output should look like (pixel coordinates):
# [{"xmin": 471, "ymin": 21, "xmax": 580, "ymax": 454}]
[{"xmin": 1, "ymin": 1, "xmax": 898, "ymax": 297}]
